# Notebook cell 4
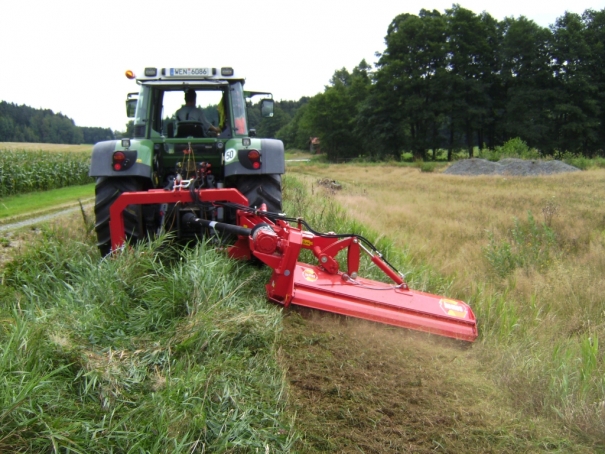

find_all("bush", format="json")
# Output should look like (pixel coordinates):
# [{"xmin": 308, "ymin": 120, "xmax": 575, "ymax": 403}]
[
  {"xmin": 557, "ymin": 152, "xmax": 592, "ymax": 170},
  {"xmin": 412, "ymin": 161, "xmax": 437, "ymax": 172},
  {"xmin": 401, "ymin": 152, "xmax": 414, "ymax": 162},
  {"xmin": 477, "ymin": 138, "xmax": 541, "ymax": 161},
  {"xmin": 483, "ymin": 211, "xmax": 558, "ymax": 278},
  {"xmin": 593, "ymin": 157, "xmax": 605, "ymax": 168}
]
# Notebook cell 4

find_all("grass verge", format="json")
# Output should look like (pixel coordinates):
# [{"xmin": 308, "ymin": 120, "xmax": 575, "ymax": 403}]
[{"xmin": 0, "ymin": 183, "xmax": 95, "ymax": 221}]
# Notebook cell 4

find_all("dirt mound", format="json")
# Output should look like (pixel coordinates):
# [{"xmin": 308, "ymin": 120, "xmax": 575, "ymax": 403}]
[{"xmin": 444, "ymin": 158, "xmax": 580, "ymax": 176}]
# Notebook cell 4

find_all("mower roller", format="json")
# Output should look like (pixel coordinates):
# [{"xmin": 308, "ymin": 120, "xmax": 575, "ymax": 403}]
[{"xmin": 108, "ymin": 187, "xmax": 478, "ymax": 342}]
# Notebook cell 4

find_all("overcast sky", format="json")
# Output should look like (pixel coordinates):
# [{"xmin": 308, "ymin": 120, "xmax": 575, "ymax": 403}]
[{"xmin": 1, "ymin": 0, "xmax": 604, "ymax": 132}]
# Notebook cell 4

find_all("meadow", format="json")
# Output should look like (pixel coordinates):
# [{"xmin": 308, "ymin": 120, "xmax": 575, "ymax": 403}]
[
  {"xmin": 1, "ymin": 147, "xmax": 604, "ymax": 451},
  {"xmin": 286, "ymin": 161, "xmax": 605, "ymax": 445}
]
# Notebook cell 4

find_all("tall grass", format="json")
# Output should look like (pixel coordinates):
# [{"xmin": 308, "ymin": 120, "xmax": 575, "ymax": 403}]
[
  {"xmin": 0, "ymin": 224, "xmax": 294, "ymax": 452},
  {"xmin": 483, "ymin": 211, "xmax": 558, "ymax": 278},
  {"xmin": 0, "ymin": 149, "xmax": 92, "ymax": 197},
  {"xmin": 283, "ymin": 175, "xmax": 457, "ymax": 299}
]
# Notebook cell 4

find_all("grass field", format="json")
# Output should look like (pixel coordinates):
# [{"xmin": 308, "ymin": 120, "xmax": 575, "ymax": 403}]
[
  {"xmin": 0, "ymin": 222, "xmax": 295, "ymax": 452},
  {"xmin": 1, "ymin": 159, "xmax": 604, "ymax": 451},
  {"xmin": 285, "ymin": 163, "xmax": 605, "ymax": 447}
]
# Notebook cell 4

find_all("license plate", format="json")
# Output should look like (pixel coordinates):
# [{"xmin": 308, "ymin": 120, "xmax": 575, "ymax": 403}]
[{"xmin": 169, "ymin": 67, "xmax": 212, "ymax": 77}]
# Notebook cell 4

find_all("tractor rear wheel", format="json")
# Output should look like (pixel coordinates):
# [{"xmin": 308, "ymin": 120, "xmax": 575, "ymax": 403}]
[
  {"xmin": 236, "ymin": 174, "xmax": 282, "ymax": 213},
  {"xmin": 94, "ymin": 177, "xmax": 144, "ymax": 256}
]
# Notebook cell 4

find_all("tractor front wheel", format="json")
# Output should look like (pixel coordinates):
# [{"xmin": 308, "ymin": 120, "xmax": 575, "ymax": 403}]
[{"xmin": 94, "ymin": 177, "xmax": 145, "ymax": 256}]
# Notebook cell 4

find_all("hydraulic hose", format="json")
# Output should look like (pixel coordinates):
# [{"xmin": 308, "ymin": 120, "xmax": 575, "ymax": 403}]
[{"xmin": 182, "ymin": 212, "xmax": 252, "ymax": 237}]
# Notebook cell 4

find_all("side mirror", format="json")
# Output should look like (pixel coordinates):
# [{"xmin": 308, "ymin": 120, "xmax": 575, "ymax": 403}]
[
  {"xmin": 125, "ymin": 98, "xmax": 137, "ymax": 118},
  {"xmin": 260, "ymin": 99, "xmax": 274, "ymax": 118}
]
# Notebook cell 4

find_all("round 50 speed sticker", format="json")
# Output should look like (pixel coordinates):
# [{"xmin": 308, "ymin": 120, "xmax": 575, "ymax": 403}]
[{"xmin": 225, "ymin": 148, "xmax": 237, "ymax": 163}]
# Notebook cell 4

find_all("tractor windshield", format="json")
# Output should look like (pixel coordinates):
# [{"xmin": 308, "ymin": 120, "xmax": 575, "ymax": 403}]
[
  {"xmin": 140, "ymin": 81, "xmax": 249, "ymax": 139},
  {"xmin": 159, "ymin": 88, "xmax": 225, "ymax": 138},
  {"xmin": 142, "ymin": 81, "xmax": 248, "ymax": 138}
]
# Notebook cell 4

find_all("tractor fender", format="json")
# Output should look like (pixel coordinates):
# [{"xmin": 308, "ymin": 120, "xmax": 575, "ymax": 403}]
[
  {"xmin": 224, "ymin": 138, "xmax": 285, "ymax": 177},
  {"xmin": 89, "ymin": 139, "xmax": 153, "ymax": 178}
]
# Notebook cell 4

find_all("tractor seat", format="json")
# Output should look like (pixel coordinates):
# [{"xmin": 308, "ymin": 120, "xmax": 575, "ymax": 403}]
[{"xmin": 175, "ymin": 121, "xmax": 205, "ymax": 138}]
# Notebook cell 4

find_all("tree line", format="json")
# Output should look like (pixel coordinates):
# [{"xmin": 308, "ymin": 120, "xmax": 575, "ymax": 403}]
[
  {"xmin": 0, "ymin": 101, "xmax": 114, "ymax": 145},
  {"xmin": 252, "ymin": 6, "xmax": 605, "ymax": 161}
]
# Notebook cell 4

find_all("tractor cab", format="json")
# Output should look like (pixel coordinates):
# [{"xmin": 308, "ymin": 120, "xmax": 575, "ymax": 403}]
[{"xmin": 125, "ymin": 67, "xmax": 271, "ymax": 140}]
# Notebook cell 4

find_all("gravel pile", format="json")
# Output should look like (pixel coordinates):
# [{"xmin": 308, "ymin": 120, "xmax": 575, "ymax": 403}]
[{"xmin": 443, "ymin": 158, "xmax": 580, "ymax": 176}]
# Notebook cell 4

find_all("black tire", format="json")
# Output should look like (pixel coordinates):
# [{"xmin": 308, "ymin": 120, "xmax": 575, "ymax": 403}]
[
  {"xmin": 94, "ymin": 177, "xmax": 144, "ymax": 256},
  {"xmin": 236, "ymin": 174, "xmax": 282, "ymax": 213}
]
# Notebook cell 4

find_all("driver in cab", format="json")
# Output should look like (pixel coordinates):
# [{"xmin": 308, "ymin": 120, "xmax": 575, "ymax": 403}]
[{"xmin": 175, "ymin": 89, "xmax": 221, "ymax": 135}]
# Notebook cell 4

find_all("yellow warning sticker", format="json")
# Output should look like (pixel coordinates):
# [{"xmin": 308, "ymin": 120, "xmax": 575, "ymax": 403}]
[
  {"xmin": 302, "ymin": 268, "xmax": 318, "ymax": 282},
  {"xmin": 439, "ymin": 298, "xmax": 468, "ymax": 318},
  {"xmin": 302, "ymin": 239, "xmax": 313, "ymax": 247}
]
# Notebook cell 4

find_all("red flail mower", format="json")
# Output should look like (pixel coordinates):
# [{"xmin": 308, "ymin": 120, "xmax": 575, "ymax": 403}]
[{"xmin": 109, "ymin": 187, "xmax": 478, "ymax": 342}]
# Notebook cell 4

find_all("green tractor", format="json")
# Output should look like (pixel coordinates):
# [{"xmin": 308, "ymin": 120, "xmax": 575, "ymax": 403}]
[{"xmin": 89, "ymin": 67, "xmax": 284, "ymax": 255}]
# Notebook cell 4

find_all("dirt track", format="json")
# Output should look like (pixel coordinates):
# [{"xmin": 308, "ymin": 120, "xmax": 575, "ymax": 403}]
[{"xmin": 0, "ymin": 205, "xmax": 85, "ymax": 232}]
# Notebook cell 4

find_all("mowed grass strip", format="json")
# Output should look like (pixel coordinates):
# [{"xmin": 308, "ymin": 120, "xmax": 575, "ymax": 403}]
[
  {"xmin": 286, "ymin": 164, "xmax": 605, "ymax": 445},
  {"xmin": 0, "ymin": 183, "xmax": 95, "ymax": 220}
]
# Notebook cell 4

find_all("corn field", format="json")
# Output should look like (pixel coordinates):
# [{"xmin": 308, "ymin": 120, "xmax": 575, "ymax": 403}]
[{"xmin": 0, "ymin": 148, "xmax": 93, "ymax": 197}]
